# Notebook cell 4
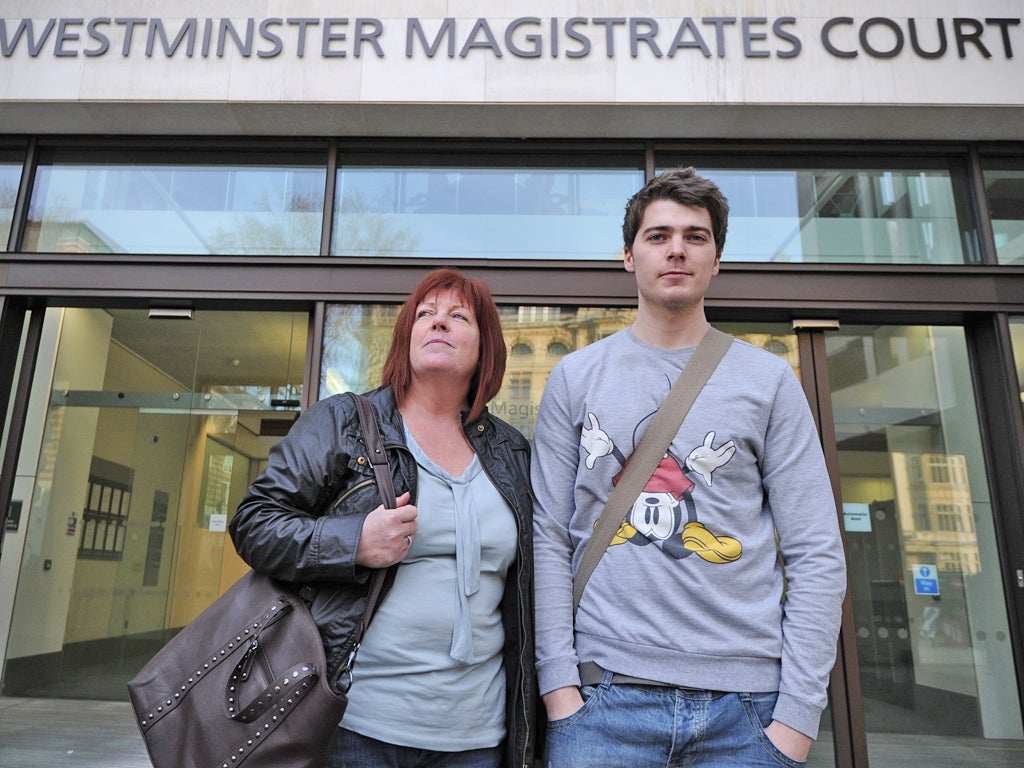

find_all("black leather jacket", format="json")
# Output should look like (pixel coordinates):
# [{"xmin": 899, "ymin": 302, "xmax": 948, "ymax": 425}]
[{"xmin": 229, "ymin": 386, "xmax": 536, "ymax": 768}]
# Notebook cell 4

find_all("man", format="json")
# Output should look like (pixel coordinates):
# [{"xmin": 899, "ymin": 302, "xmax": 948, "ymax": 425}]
[{"xmin": 531, "ymin": 167, "xmax": 847, "ymax": 767}]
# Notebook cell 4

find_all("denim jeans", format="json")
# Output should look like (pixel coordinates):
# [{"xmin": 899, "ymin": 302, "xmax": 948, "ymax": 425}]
[
  {"xmin": 543, "ymin": 671, "xmax": 806, "ymax": 768},
  {"xmin": 323, "ymin": 726, "xmax": 503, "ymax": 768}
]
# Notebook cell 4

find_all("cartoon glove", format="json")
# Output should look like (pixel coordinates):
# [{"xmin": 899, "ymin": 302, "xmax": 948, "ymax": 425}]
[
  {"xmin": 581, "ymin": 412, "xmax": 614, "ymax": 470},
  {"xmin": 685, "ymin": 431, "xmax": 736, "ymax": 486}
]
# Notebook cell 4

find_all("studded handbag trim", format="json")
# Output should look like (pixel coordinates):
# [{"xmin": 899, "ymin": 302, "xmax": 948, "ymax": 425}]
[
  {"xmin": 216, "ymin": 663, "xmax": 319, "ymax": 768},
  {"xmin": 136, "ymin": 596, "xmax": 298, "ymax": 734}
]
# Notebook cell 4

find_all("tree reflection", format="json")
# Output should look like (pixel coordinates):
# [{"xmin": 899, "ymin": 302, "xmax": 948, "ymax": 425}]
[
  {"xmin": 1, "ymin": 175, "xmax": 19, "ymax": 243},
  {"xmin": 209, "ymin": 191, "xmax": 322, "ymax": 256},
  {"xmin": 332, "ymin": 189, "xmax": 421, "ymax": 257},
  {"xmin": 321, "ymin": 304, "xmax": 398, "ymax": 396}
]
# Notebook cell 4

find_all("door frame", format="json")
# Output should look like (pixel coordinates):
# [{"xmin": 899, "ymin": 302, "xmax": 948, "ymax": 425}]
[
  {"xmin": 797, "ymin": 317, "xmax": 1024, "ymax": 767},
  {"xmin": 796, "ymin": 322, "xmax": 870, "ymax": 768}
]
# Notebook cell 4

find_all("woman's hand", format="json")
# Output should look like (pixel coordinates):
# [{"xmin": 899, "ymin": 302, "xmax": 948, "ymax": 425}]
[
  {"xmin": 355, "ymin": 491, "xmax": 418, "ymax": 568},
  {"xmin": 543, "ymin": 686, "xmax": 585, "ymax": 721}
]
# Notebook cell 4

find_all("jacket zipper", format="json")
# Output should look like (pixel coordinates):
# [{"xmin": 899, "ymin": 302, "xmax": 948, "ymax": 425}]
[{"xmin": 473, "ymin": 435, "xmax": 531, "ymax": 768}]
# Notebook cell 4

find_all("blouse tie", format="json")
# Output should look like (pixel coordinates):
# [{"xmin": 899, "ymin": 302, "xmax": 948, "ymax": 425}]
[
  {"xmin": 446, "ymin": 461, "xmax": 483, "ymax": 663},
  {"xmin": 404, "ymin": 425, "xmax": 484, "ymax": 664}
]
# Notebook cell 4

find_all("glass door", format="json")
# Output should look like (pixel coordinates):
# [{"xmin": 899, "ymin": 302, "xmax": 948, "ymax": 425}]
[
  {"xmin": 823, "ymin": 324, "xmax": 1023, "ymax": 766},
  {"xmin": 0, "ymin": 307, "xmax": 306, "ymax": 699}
]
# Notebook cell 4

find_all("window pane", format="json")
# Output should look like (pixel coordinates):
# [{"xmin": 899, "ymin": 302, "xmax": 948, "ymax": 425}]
[
  {"xmin": 321, "ymin": 306, "xmax": 802, "ymax": 443},
  {"xmin": 0, "ymin": 157, "xmax": 21, "ymax": 248},
  {"xmin": 3, "ymin": 307, "xmax": 305, "ymax": 702},
  {"xmin": 331, "ymin": 162, "xmax": 643, "ymax": 260},
  {"xmin": 321, "ymin": 304, "xmax": 639, "ymax": 434},
  {"xmin": 983, "ymin": 166, "xmax": 1024, "ymax": 265},
  {"xmin": 320, "ymin": 304, "xmax": 400, "ymax": 396},
  {"xmin": 828, "ymin": 325, "xmax": 1023, "ymax": 762},
  {"xmin": 658, "ymin": 159, "xmax": 973, "ymax": 264},
  {"xmin": 22, "ymin": 151, "xmax": 326, "ymax": 256},
  {"xmin": 1010, "ymin": 319, "xmax": 1024, "ymax": 411}
]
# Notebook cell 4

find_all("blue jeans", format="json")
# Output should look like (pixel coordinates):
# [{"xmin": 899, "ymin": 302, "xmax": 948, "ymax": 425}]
[
  {"xmin": 544, "ymin": 672, "xmax": 806, "ymax": 768},
  {"xmin": 323, "ymin": 726, "xmax": 503, "ymax": 768}
]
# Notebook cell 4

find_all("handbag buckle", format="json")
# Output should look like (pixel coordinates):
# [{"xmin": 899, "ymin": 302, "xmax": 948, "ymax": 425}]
[{"xmin": 334, "ymin": 643, "xmax": 359, "ymax": 693}]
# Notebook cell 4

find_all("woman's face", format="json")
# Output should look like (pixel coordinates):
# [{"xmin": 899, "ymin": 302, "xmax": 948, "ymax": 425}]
[{"xmin": 408, "ymin": 289, "xmax": 481, "ymax": 386}]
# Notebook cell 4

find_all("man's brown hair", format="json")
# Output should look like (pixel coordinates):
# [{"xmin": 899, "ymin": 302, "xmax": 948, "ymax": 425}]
[{"xmin": 622, "ymin": 167, "xmax": 730, "ymax": 257}]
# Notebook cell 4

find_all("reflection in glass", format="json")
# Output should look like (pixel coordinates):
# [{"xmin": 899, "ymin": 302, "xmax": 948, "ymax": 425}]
[
  {"xmin": 320, "ymin": 304, "xmax": 640, "ymax": 436},
  {"xmin": 983, "ymin": 167, "xmax": 1024, "ymax": 265},
  {"xmin": 658, "ymin": 163, "xmax": 969, "ymax": 264},
  {"xmin": 331, "ymin": 166, "xmax": 642, "ymax": 260},
  {"xmin": 0, "ymin": 160, "xmax": 21, "ymax": 247},
  {"xmin": 828, "ymin": 325, "xmax": 1023, "ymax": 763},
  {"xmin": 1011, "ymin": 320, "xmax": 1024, "ymax": 410},
  {"xmin": 492, "ymin": 306, "xmax": 637, "ymax": 438},
  {"xmin": 2, "ymin": 307, "xmax": 306, "ymax": 699},
  {"xmin": 22, "ymin": 156, "xmax": 325, "ymax": 255},
  {"xmin": 320, "ymin": 304, "xmax": 400, "ymax": 397},
  {"xmin": 320, "ymin": 308, "xmax": 806, "ymax": 443}
]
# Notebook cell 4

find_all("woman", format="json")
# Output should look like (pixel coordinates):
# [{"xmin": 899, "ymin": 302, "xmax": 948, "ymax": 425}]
[{"xmin": 229, "ymin": 268, "xmax": 536, "ymax": 768}]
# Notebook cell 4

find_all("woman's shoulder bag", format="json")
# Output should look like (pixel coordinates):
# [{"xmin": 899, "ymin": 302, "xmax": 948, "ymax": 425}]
[{"xmin": 127, "ymin": 391, "xmax": 395, "ymax": 768}]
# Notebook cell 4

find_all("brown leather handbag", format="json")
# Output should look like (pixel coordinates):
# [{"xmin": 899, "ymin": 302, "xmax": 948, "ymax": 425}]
[{"xmin": 127, "ymin": 392, "xmax": 395, "ymax": 768}]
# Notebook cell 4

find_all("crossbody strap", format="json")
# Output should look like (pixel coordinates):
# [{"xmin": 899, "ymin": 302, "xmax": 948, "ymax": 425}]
[{"xmin": 572, "ymin": 327, "xmax": 733, "ymax": 616}]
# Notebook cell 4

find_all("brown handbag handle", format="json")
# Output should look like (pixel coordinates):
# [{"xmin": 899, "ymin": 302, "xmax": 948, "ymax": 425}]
[
  {"xmin": 351, "ymin": 392, "xmax": 398, "ymax": 509},
  {"xmin": 572, "ymin": 327, "xmax": 733, "ymax": 616},
  {"xmin": 335, "ymin": 392, "xmax": 398, "ymax": 690}
]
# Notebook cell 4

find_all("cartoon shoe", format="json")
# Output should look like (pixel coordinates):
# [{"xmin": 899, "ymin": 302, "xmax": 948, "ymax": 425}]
[
  {"xmin": 681, "ymin": 521, "xmax": 742, "ymax": 563},
  {"xmin": 608, "ymin": 519, "xmax": 638, "ymax": 546}
]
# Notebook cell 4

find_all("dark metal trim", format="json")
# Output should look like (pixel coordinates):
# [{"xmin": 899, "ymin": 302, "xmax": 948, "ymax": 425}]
[
  {"xmin": 321, "ymin": 141, "xmax": 338, "ymax": 257},
  {"xmin": 963, "ymin": 314, "xmax": 1024, "ymax": 725},
  {"xmin": 0, "ymin": 301, "xmax": 42, "ymax": 560},
  {"xmin": 7, "ymin": 260, "xmax": 1024, "ymax": 322},
  {"xmin": 643, "ymin": 141, "xmax": 655, "ymax": 180},
  {"xmin": 304, "ymin": 302, "xmax": 324, "ymax": 409},
  {"xmin": 0, "ymin": 297, "xmax": 26, "ymax": 446},
  {"xmin": 654, "ymin": 139, "xmax": 974, "ymax": 157},
  {"xmin": 967, "ymin": 146, "xmax": 1001, "ymax": 266},
  {"xmin": 975, "ymin": 143, "xmax": 1024, "ymax": 159},
  {"xmin": 5, "ymin": 139, "xmax": 35, "ymax": 253},
  {"xmin": 333, "ymin": 137, "xmax": 647, "ymax": 158},
  {"xmin": 26, "ymin": 135, "xmax": 332, "ymax": 153},
  {"xmin": 797, "ymin": 329, "xmax": 869, "ymax": 768}
]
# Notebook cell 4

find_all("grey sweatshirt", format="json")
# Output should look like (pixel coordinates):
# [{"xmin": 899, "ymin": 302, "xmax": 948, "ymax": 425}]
[{"xmin": 531, "ymin": 327, "xmax": 847, "ymax": 739}]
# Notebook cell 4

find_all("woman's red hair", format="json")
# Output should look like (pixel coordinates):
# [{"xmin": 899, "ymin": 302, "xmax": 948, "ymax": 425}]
[{"xmin": 381, "ymin": 268, "xmax": 507, "ymax": 422}]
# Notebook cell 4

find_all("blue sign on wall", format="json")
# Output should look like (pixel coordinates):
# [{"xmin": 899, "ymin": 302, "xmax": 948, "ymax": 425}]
[{"xmin": 912, "ymin": 564, "xmax": 940, "ymax": 595}]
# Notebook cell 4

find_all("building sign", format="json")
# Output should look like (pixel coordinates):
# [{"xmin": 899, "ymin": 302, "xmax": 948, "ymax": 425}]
[
  {"xmin": 0, "ymin": 1, "xmax": 1020, "ymax": 134},
  {"xmin": 1, "ymin": 15, "xmax": 1019, "ymax": 61},
  {"xmin": 843, "ymin": 502, "xmax": 872, "ymax": 533}
]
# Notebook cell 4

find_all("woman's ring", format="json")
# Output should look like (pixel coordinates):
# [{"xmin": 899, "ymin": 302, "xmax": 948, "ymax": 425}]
[{"xmin": 406, "ymin": 534, "xmax": 414, "ymax": 548}]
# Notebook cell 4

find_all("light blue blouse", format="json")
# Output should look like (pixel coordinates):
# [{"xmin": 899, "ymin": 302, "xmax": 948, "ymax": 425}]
[{"xmin": 340, "ymin": 425, "xmax": 517, "ymax": 751}]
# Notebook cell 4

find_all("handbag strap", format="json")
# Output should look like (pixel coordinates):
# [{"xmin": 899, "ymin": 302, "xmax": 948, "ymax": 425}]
[
  {"xmin": 572, "ymin": 326, "xmax": 733, "ymax": 616},
  {"xmin": 351, "ymin": 390, "xmax": 397, "ymax": 615},
  {"xmin": 335, "ymin": 392, "xmax": 398, "ymax": 690}
]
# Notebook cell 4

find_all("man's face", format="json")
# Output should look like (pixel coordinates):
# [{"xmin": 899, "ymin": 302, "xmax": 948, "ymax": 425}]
[{"xmin": 623, "ymin": 199, "xmax": 720, "ymax": 315}]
